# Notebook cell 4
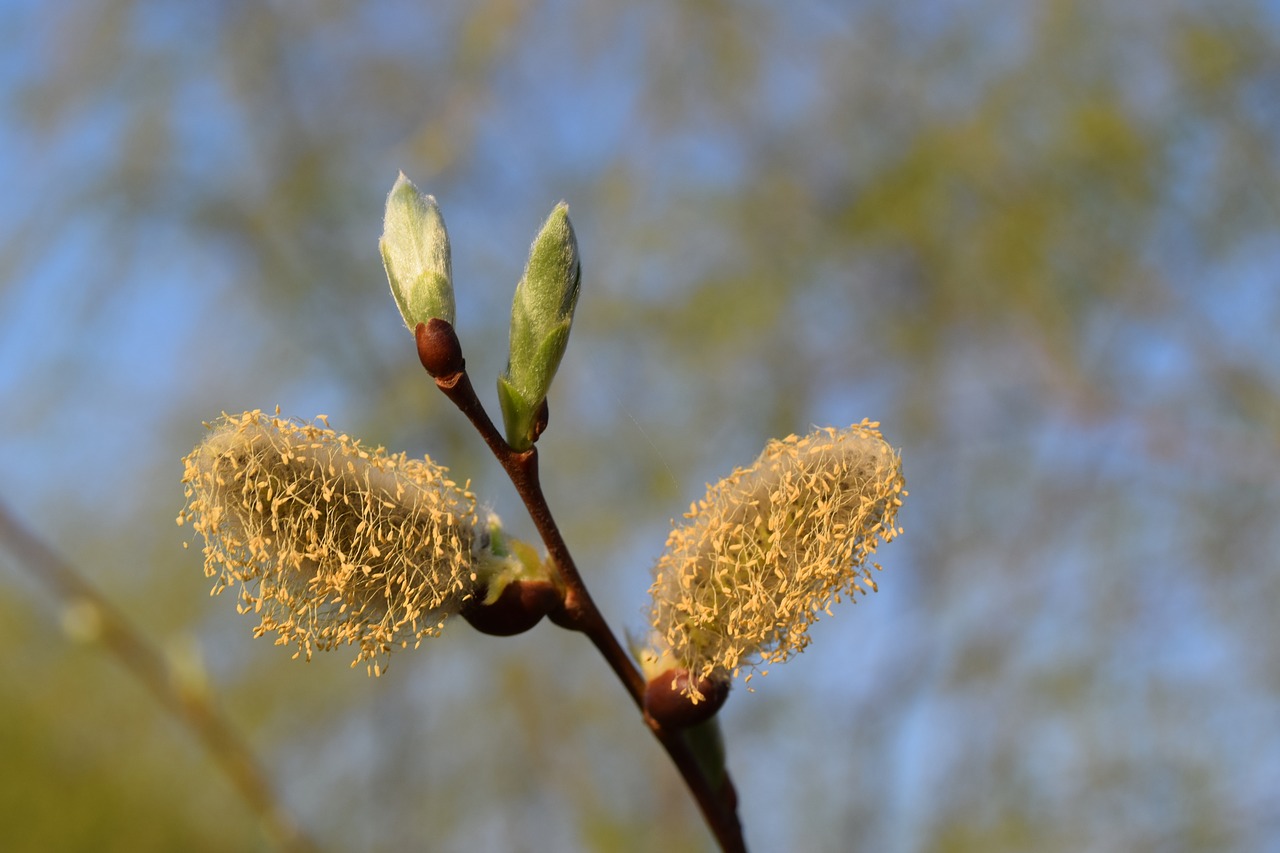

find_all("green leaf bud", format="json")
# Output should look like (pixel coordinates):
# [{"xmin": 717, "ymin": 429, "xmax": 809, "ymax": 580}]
[
  {"xmin": 380, "ymin": 172, "xmax": 455, "ymax": 329},
  {"xmin": 499, "ymin": 202, "xmax": 580, "ymax": 449}
]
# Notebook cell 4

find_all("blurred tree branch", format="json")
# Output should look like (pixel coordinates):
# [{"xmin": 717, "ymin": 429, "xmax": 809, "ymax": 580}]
[{"xmin": 0, "ymin": 498, "xmax": 319, "ymax": 853}]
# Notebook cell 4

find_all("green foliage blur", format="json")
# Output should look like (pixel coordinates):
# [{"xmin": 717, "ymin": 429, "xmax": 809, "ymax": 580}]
[{"xmin": 2, "ymin": 1, "xmax": 1277, "ymax": 851}]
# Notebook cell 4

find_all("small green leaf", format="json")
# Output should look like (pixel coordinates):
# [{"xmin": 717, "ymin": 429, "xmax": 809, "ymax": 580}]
[
  {"xmin": 471, "ymin": 512, "xmax": 552, "ymax": 603},
  {"xmin": 685, "ymin": 718, "xmax": 729, "ymax": 792},
  {"xmin": 496, "ymin": 374, "xmax": 530, "ymax": 450}
]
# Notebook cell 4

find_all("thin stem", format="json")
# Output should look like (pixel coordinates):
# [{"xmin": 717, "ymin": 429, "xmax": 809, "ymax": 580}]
[
  {"xmin": 417, "ymin": 322, "xmax": 747, "ymax": 853},
  {"xmin": 0, "ymin": 498, "xmax": 320, "ymax": 853}
]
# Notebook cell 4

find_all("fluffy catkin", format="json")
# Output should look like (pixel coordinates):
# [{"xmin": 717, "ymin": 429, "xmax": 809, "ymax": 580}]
[
  {"xmin": 178, "ymin": 410, "xmax": 479, "ymax": 674},
  {"xmin": 647, "ymin": 421, "xmax": 905, "ymax": 695}
]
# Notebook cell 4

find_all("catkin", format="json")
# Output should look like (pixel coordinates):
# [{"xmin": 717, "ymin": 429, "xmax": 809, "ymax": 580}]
[
  {"xmin": 648, "ymin": 421, "xmax": 905, "ymax": 695},
  {"xmin": 179, "ymin": 410, "xmax": 479, "ymax": 674}
]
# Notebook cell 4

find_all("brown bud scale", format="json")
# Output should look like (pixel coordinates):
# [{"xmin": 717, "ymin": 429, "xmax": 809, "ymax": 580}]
[
  {"xmin": 644, "ymin": 668, "xmax": 730, "ymax": 729},
  {"xmin": 462, "ymin": 579, "xmax": 559, "ymax": 636},
  {"xmin": 416, "ymin": 318, "xmax": 465, "ymax": 378}
]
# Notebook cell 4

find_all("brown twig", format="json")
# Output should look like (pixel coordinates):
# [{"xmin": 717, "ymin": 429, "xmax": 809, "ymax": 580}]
[
  {"xmin": 417, "ymin": 320, "xmax": 747, "ymax": 853},
  {"xmin": 0, "ymin": 498, "xmax": 320, "ymax": 853}
]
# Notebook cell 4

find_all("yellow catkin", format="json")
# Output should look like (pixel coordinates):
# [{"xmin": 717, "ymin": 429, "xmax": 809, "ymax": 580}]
[
  {"xmin": 648, "ymin": 421, "xmax": 905, "ymax": 697},
  {"xmin": 178, "ymin": 410, "xmax": 478, "ymax": 674}
]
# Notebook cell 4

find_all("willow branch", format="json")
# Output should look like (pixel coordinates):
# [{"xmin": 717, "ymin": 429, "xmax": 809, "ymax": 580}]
[{"xmin": 416, "ymin": 321, "xmax": 746, "ymax": 853}]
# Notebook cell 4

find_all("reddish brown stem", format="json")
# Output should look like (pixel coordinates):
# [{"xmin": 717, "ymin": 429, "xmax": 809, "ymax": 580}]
[{"xmin": 416, "ymin": 321, "xmax": 746, "ymax": 853}]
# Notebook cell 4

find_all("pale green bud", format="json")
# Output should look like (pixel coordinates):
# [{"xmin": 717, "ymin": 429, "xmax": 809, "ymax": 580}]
[
  {"xmin": 380, "ymin": 172, "xmax": 455, "ymax": 329},
  {"xmin": 498, "ymin": 202, "xmax": 581, "ymax": 449}
]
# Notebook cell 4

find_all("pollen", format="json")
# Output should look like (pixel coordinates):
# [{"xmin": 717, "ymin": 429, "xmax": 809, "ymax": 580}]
[
  {"xmin": 647, "ymin": 421, "xmax": 905, "ymax": 697},
  {"xmin": 179, "ymin": 410, "xmax": 479, "ymax": 674}
]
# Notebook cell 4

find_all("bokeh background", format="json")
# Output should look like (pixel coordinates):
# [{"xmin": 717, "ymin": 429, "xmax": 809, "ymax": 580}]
[{"xmin": 2, "ymin": 1, "xmax": 1278, "ymax": 851}]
